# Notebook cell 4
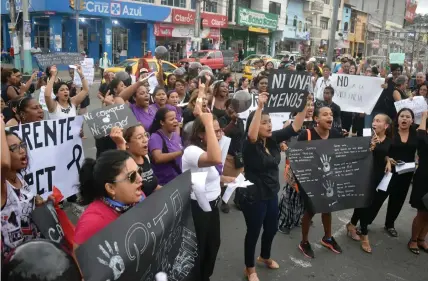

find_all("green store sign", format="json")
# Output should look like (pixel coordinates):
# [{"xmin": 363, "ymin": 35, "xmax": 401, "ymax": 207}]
[{"xmin": 237, "ymin": 7, "xmax": 279, "ymax": 30}]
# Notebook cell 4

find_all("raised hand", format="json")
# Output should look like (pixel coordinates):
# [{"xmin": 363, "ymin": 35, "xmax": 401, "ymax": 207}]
[
  {"xmin": 110, "ymin": 127, "xmax": 126, "ymax": 147},
  {"xmin": 50, "ymin": 65, "xmax": 58, "ymax": 77},
  {"xmin": 258, "ymin": 92, "xmax": 269, "ymax": 109},
  {"xmin": 76, "ymin": 65, "xmax": 84, "ymax": 77}
]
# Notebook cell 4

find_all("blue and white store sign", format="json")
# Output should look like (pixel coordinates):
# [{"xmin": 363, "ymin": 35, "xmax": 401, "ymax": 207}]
[
  {"xmin": 282, "ymin": 0, "xmax": 309, "ymax": 41},
  {"xmin": 1, "ymin": 0, "xmax": 172, "ymax": 22}
]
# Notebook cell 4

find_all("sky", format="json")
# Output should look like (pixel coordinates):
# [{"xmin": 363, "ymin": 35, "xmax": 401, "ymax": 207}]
[{"xmin": 416, "ymin": 0, "xmax": 428, "ymax": 15}]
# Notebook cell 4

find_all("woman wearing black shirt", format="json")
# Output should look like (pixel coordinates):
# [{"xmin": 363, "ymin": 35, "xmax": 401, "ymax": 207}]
[
  {"xmin": 367, "ymin": 108, "xmax": 418, "ymax": 238},
  {"xmin": 347, "ymin": 114, "xmax": 393, "ymax": 253},
  {"xmin": 219, "ymin": 98, "xmax": 245, "ymax": 213},
  {"xmin": 242, "ymin": 93, "xmax": 307, "ymax": 281},
  {"xmin": 298, "ymin": 106, "xmax": 344, "ymax": 259},
  {"xmin": 110, "ymin": 125, "xmax": 160, "ymax": 196},
  {"xmin": 408, "ymin": 111, "xmax": 428, "ymax": 254}
]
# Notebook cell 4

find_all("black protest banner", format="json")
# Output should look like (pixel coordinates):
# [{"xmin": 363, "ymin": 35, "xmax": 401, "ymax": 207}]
[
  {"xmin": 266, "ymin": 70, "xmax": 311, "ymax": 113},
  {"xmin": 75, "ymin": 171, "xmax": 198, "ymax": 281},
  {"xmin": 31, "ymin": 203, "xmax": 65, "ymax": 245},
  {"xmin": 34, "ymin": 53, "xmax": 83, "ymax": 68},
  {"xmin": 83, "ymin": 104, "xmax": 140, "ymax": 139},
  {"xmin": 288, "ymin": 137, "xmax": 374, "ymax": 213}
]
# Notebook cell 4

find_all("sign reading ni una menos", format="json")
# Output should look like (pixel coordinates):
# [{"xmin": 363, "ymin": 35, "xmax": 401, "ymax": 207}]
[{"xmin": 237, "ymin": 7, "xmax": 278, "ymax": 30}]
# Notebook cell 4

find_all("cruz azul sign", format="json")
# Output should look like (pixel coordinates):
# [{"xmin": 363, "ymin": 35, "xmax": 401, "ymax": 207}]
[{"xmin": 237, "ymin": 7, "xmax": 278, "ymax": 30}]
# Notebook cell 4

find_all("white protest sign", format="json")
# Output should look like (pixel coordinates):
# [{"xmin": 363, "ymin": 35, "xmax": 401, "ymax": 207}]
[
  {"xmin": 331, "ymin": 74, "xmax": 384, "ymax": 114},
  {"xmin": 73, "ymin": 58, "xmax": 95, "ymax": 86},
  {"xmin": 38, "ymin": 86, "xmax": 56, "ymax": 111},
  {"xmin": 394, "ymin": 96, "xmax": 428, "ymax": 124},
  {"xmin": 7, "ymin": 117, "xmax": 84, "ymax": 199}
]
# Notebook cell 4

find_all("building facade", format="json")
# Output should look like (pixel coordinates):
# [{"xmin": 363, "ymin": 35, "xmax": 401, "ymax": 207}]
[{"xmin": 1, "ymin": 0, "xmax": 228, "ymax": 62}]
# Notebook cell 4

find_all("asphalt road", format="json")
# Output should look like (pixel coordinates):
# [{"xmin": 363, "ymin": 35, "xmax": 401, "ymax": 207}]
[{"xmin": 53, "ymin": 77, "xmax": 428, "ymax": 281}]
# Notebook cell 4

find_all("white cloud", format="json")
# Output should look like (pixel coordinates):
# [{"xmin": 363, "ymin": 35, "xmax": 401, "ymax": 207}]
[{"xmin": 416, "ymin": 0, "xmax": 428, "ymax": 15}]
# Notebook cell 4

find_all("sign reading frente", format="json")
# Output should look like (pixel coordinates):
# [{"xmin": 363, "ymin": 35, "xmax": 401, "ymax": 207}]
[
  {"xmin": 34, "ymin": 52, "xmax": 83, "ymax": 68},
  {"xmin": 331, "ymin": 74, "xmax": 384, "ymax": 114},
  {"xmin": 266, "ymin": 69, "xmax": 311, "ymax": 113},
  {"xmin": 83, "ymin": 104, "xmax": 140, "ymax": 139},
  {"xmin": 237, "ymin": 7, "xmax": 278, "ymax": 30},
  {"xmin": 76, "ymin": 171, "xmax": 199, "ymax": 281},
  {"xmin": 7, "ymin": 117, "xmax": 84, "ymax": 199},
  {"xmin": 288, "ymin": 137, "xmax": 374, "ymax": 214}
]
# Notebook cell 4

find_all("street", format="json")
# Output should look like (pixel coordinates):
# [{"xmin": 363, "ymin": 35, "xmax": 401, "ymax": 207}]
[{"xmin": 55, "ymin": 79, "xmax": 428, "ymax": 281}]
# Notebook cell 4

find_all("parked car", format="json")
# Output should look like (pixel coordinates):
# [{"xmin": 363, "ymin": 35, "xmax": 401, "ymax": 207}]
[
  {"xmin": 238, "ymin": 54, "xmax": 272, "ymax": 72},
  {"xmin": 105, "ymin": 58, "xmax": 177, "ymax": 77},
  {"xmin": 274, "ymin": 51, "xmax": 301, "ymax": 62},
  {"xmin": 243, "ymin": 58, "xmax": 279, "ymax": 81},
  {"xmin": 178, "ymin": 50, "xmax": 237, "ymax": 70}
]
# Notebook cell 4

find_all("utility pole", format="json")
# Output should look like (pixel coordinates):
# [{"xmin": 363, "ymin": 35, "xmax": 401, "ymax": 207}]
[
  {"xmin": 22, "ymin": 0, "xmax": 32, "ymax": 74},
  {"xmin": 327, "ymin": 0, "xmax": 340, "ymax": 67},
  {"xmin": 194, "ymin": 0, "xmax": 202, "ymax": 51},
  {"xmin": 9, "ymin": 0, "xmax": 21, "ymax": 69},
  {"xmin": 76, "ymin": 0, "xmax": 80, "ymax": 52},
  {"xmin": 380, "ymin": 0, "xmax": 389, "ymax": 57}
]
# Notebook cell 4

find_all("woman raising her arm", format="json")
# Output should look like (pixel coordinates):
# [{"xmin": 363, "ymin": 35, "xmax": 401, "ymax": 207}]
[{"xmin": 241, "ymin": 93, "xmax": 307, "ymax": 281}]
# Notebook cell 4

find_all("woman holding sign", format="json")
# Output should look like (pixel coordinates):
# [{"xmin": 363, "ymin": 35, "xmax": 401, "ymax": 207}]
[
  {"xmin": 408, "ymin": 111, "xmax": 428, "ymax": 254},
  {"xmin": 241, "ymin": 93, "xmax": 307, "ymax": 280},
  {"xmin": 297, "ymin": 106, "xmax": 344, "ymax": 259},
  {"xmin": 74, "ymin": 150, "xmax": 145, "ymax": 245},
  {"xmin": 44, "ymin": 65, "xmax": 89, "ymax": 120}
]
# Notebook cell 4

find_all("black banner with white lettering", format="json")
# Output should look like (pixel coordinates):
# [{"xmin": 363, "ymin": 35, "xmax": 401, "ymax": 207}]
[
  {"xmin": 288, "ymin": 137, "xmax": 374, "ymax": 213},
  {"xmin": 76, "ymin": 171, "xmax": 198, "ymax": 281},
  {"xmin": 83, "ymin": 104, "xmax": 140, "ymax": 139},
  {"xmin": 266, "ymin": 70, "xmax": 311, "ymax": 113},
  {"xmin": 31, "ymin": 202, "xmax": 65, "ymax": 245},
  {"xmin": 34, "ymin": 52, "xmax": 83, "ymax": 68}
]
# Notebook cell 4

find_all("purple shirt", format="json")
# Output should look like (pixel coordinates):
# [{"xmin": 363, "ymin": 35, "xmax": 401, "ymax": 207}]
[
  {"xmin": 148, "ymin": 130, "xmax": 183, "ymax": 185},
  {"xmin": 175, "ymin": 106, "xmax": 183, "ymax": 123},
  {"xmin": 130, "ymin": 103, "xmax": 155, "ymax": 131}
]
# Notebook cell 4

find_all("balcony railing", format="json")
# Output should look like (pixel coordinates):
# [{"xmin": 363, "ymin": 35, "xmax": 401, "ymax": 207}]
[{"xmin": 304, "ymin": 0, "xmax": 324, "ymax": 14}]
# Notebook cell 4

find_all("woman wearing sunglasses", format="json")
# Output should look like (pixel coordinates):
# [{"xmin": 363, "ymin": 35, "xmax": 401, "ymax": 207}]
[
  {"xmin": 74, "ymin": 150, "xmax": 145, "ymax": 245},
  {"xmin": 2, "ymin": 131, "xmax": 40, "ymax": 258},
  {"xmin": 110, "ymin": 125, "xmax": 160, "ymax": 197}
]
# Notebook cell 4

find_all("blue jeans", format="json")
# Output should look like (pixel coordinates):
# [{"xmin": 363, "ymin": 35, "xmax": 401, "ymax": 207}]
[{"xmin": 241, "ymin": 194, "xmax": 279, "ymax": 267}]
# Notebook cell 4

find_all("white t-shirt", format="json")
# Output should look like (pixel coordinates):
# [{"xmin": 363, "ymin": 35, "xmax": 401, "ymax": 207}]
[
  {"xmin": 1, "ymin": 176, "xmax": 39, "ymax": 257},
  {"xmin": 182, "ymin": 145, "xmax": 221, "ymax": 201},
  {"xmin": 48, "ymin": 102, "xmax": 77, "ymax": 120}
]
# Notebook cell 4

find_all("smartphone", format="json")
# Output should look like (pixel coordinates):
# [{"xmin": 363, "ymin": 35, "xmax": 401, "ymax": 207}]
[
  {"xmin": 37, "ymin": 71, "xmax": 43, "ymax": 78},
  {"xmin": 396, "ymin": 160, "xmax": 405, "ymax": 166}
]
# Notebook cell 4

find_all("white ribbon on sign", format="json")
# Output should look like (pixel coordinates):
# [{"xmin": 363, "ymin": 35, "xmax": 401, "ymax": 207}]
[
  {"xmin": 222, "ymin": 173, "xmax": 253, "ymax": 203},
  {"xmin": 330, "ymin": 74, "xmax": 384, "ymax": 114}
]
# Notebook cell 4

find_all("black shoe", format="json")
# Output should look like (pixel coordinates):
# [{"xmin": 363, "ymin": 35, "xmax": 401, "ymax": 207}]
[
  {"xmin": 299, "ymin": 241, "xmax": 315, "ymax": 258},
  {"xmin": 321, "ymin": 236, "xmax": 343, "ymax": 254},
  {"xmin": 278, "ymin": 226, "xmax": 291, "ymax": 234},
  {"xmin": 384, "ymin": 227, "xmax": 398, "ymax": 237},
  {"xmin": 221, "ymin": 202, "xmax": 230, "ymax": 213}
]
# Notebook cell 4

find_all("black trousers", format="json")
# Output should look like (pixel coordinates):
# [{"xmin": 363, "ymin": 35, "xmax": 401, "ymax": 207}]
[
  {"xmin": 350, "ymin": 207, "xmax": 370, "ymax": 235},
  {"xmin": 241, "ymin": 194, "xmax": 278, "ymax": 267},
  {"xmin": 367, "ymin": 173, "xmax": 413, "ymax": 228},
  {"xmin": 352, "ymin": 114, "xmax": 365, "ymax": 136},
  {"xmin": 341, "ymin": 111, "xmax": 353, "ymax": 132},
  {"xmin": 191, "ymin": 199, "xmax": 221, "ymax": 281}
]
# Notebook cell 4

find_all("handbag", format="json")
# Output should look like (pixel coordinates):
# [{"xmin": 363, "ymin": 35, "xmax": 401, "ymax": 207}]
[{"xmin": 234, "ymin": 152, "xmax": 244, "ymax": 169}]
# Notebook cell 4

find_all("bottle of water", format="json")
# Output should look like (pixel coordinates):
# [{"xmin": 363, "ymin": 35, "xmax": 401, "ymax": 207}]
[{"xmin": 155, "ymin": 272, "xmax": 168, "ymax": 281}]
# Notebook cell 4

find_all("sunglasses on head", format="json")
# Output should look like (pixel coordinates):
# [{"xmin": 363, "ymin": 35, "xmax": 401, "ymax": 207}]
[{"xmin": 113, "ymin": 166, "xmax": 143, "ymax": 184}]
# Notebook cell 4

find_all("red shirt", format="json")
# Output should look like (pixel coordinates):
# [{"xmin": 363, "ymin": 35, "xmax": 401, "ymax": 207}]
[{"xmin": 74, "ymin": 200, "xmax": 119, "ymax": 245}]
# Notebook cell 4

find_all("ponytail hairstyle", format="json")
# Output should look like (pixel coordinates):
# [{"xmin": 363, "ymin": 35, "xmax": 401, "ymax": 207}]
[
  {"xmin": 78, "ymin": 150, "xmax": 132, "ymax": 205},
  {"xmin": 381, "ymin": 114, "xmax": 393, "ymax": 138}
]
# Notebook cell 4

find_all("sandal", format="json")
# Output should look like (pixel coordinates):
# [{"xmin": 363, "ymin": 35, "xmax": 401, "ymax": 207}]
[
  {"xmin": 244, "ymin": 268, "xmax": 260, "ymax": 281},
  {"xmin": 346, "ymin": 223, "xmax": 361, "ymax": 241},
  {"xmin": 384, "ymin": 227, "xmax": 398, "ymax": 237},
  {"xmin": 408, "ymin": 239, "xmax": 420, "ymax": 255},
  {"xmin": 257, "ymin": 256, "xmax": 279, "ymax": 269},
  {"xmin": 417, "ymin": 239, "xmax": 428, "ymax": 253},
  {"xmin": 360, "ymin": 235, "xmax": 372, "ymax": 253}
]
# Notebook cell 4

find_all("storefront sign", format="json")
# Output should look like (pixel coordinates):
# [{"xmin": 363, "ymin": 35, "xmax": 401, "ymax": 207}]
[
  {"xmin": 405, "ymin": 0, "xmax": 417, "ymax": 23},
  {"xmin": 249, "ymin": 26, "xmax": 269, "ymax": 34},
  {"xmin": 172, "ymin": 9, "xmax": 195, "ymax": 25},
  {"xmin": 202, "ymin": 13, "xmax": 228, "ymax": 28},
  {"xmin": 237, "ymin": 7, "xmax": 278, "ymax": 30},
  {"xmin": 154, "ymin": 24, "xmax": 195, "ymax": 38}
]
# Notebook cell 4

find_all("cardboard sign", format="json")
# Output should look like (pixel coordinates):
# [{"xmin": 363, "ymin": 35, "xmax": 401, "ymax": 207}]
[
  {"xmin": 8, "ymin": 117, "xmax": 84, "ymax": 199},
  {"xmin": 266, "ymin": 70, "xmax": 311, "ymax": 113},
  {"xmin": 76, "ymin": 171, "xmax": 198, "ymax": 281},
  {"xmin": 31, "ymin": 202, "xmax": 65, "ymax": 245},
  {"xmin": 331, "ymin": 74, "xmax": 384, "ymax": 114},
  {"xmin": 73, "ymin": 58, "xmax": 95, "ymax": 86},
  {"xmin": 394, "ymin": 96, "xmax": 428, "ymax": 124},
  {"xmin": 389, "ymin": 53, "xmax": 405, "ymax": 64},
  {"xmin": 38, "ymin": 86, "xmax": 56, "ymax": 111},
  {"xmin": 34, "ymin": 52, "xmax": 82, "ymax": 68},
  {"xmin": 83, "ymin": 104, "xmax": 140, "ymax": 139},
  {"xmin": 288, "ymin": 137, "xmax": 374, "ymax": 213}
]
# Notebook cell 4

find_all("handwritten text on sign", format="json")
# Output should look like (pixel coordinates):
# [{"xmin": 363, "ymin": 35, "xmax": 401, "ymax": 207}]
[
  {"xmin": 266, "ymin": 70, "xmax": 311, "ymax": 113},
  {"xmin": 394, "ymin": 96, "xmax": 428, "ymax": 124},
  {"xmin": 76, "ymin": 171, "xmax": 198, "ymax": 281},
  {"xmin": 288, "ymin": 137, "xmax": 374, "ymax": 213},
  {"xmin": 83, "ymin": 104, "xmax": 140, "ymax": 139},
  {"xmin": 331, "ymin": 74, "xmax": 384, "ymax": 114},
  {"xmin": 8, "ymin": 117, "xmax": 84, "ymax": 199}
]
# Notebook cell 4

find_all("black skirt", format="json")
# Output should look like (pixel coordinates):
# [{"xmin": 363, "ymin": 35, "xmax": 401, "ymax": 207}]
[{"xmin": 410, "ymin": 166, "xmax": 428, "ymax": 211}]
